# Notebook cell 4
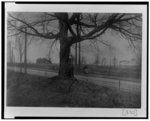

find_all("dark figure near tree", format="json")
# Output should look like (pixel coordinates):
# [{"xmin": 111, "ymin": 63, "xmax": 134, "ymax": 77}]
[{"xmin": 67, "ymin": 55, "xmax": 74, "ymax": 78}]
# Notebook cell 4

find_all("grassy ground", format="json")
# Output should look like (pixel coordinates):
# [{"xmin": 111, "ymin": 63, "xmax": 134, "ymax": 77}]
[{"xmin": 7, "ymin": 70, "xmax": 141, "ymax": 108}]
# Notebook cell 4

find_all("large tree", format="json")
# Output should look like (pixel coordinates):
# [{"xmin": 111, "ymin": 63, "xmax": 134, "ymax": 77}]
[{"xmin": 8, "ymin": 12, "xmax": 142, "ymax": 78}]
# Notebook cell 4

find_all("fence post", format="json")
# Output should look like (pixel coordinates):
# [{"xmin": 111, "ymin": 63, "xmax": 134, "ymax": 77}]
[{"xmin": 45, "ymin": 70, "xmax": 47, "ymax": 77}]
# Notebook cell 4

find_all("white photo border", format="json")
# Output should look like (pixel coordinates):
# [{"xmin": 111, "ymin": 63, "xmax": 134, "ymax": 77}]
[{"xmin": 2, "ymin": 1, "xmax": 148, "ymax": 119}]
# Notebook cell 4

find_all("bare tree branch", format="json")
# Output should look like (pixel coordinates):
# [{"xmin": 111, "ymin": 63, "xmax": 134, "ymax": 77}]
[
  {"xmin": 8, "ymin": 13, "xmax": 59, "ymax": 40},
  {"xmin": 8, "ymin": 12, "xmax": 142, "ymax": 49}
]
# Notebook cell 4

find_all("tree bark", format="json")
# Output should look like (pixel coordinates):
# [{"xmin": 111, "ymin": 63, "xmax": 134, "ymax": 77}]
[
  {"xmin": 19, "ymin": 55, "xmax": 22, "ymax": 73},
  {"xmin": 24, "ymin": 28, "xmax": 27, "ymax": 74},
  {"xmin": 8, "ymin": 42, "xmax": 12, "ymax": 63},
  {"xmin": 75, "ymin": 43, "xmax": 77, "ymax": 66},
  {"xmin": 59, "ymin": 42, "xmax": 74, "ymax": 78},
  {"xmin": 58, "ymin": 13, "xmax": 74, "ymax": 79},
  {"xmin": 78, "ymin": 42, "xmax": 81, "ymax": 66}
]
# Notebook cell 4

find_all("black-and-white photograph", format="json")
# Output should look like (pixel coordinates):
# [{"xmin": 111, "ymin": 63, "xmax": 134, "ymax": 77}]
[{"xmin": 3, "ymin": 2, "xmax": 148, "ymax": 118}]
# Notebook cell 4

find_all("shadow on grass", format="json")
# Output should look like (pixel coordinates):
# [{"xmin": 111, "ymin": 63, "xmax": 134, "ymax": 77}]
[{"xmin": 7, "ymin": 70, "xmax": 141, "ymax": 108}]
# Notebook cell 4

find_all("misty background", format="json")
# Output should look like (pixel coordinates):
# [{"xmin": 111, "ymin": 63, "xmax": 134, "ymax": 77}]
[
  {"xmin": 7, "ymin": 30, "xmax": 141, "ymax": 66},
  {"xmin": 7, "ymin": 12, "xmax": 141, "ymax": 66}
]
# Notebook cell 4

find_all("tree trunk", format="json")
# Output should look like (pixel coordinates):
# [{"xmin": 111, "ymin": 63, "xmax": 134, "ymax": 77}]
[
  {"xmin": 8, "ymin": 42, "xmax": 13, "ymax": 63},
  {"xmin": 75, "ymin": 43, "xmax": 77, "ymax": 66},
  {"xmin": 24, "ymin": 28, "xmax": 27, "ymax": 74},
  {"xmin": 78, "ymin": 42, "xmax": 81, "ymax": 66},
  {"xmin": 11, "ymin": 48, "xmax": 14, "ymax": 63},
  {"xmin": 59, "ymin": 42, "xmax": 74, "ymax": 78},
  {"xmin": 19, "ymin": 55, "xmax": 22, "ymax": 73},
  {"xmin": 58, "ymin": 13, "xmax": 74, "ymax": 79}
]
